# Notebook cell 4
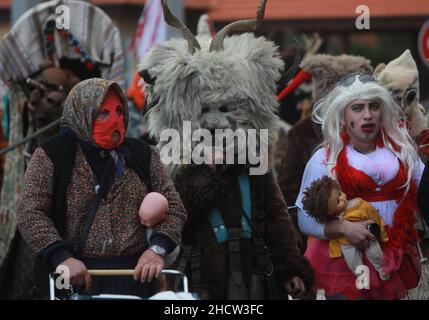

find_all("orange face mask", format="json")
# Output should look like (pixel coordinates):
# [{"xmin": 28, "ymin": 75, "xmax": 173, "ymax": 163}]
[{"xmin": 92, "ymin": 89, "xmax": 125, "ymax": 149}]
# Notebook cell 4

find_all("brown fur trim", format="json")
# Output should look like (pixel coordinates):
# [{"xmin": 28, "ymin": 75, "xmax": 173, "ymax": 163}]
[{"xmin": 173, "ymin": 165, "xmax": 227, "ymax": 227}]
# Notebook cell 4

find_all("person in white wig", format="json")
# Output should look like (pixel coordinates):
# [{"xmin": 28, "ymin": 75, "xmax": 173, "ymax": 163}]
[{"xmin": 296, "ymin": 73, "xmax": 425, "ymax": 300}]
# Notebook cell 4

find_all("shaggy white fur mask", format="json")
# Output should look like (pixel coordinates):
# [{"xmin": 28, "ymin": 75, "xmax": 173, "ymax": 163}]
[{"xmin": 139, "ymin": 0, "xmax": 285, "ymax": 175}]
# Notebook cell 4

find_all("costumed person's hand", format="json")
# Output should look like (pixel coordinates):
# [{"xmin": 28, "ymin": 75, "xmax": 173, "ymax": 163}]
[
  {"xmin": 285, "ymin": 276, "xmax": 306, "ymax": 299},
  {"xmin": 134, "ymin": 249, "xmax": 164, "ymax": 283},
  {"xmin": 56, "ymin": 257, "xmax": 92, "ymax": 291},
  {"xmin": 341, "ymin": 220, "xmax": 376, "ymax": 250}
]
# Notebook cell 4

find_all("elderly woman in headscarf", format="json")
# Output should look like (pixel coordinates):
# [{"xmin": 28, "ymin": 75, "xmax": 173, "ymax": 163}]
[{"xmin": 17, "ymin": 78, "xmax": 187, "ymax": 299}]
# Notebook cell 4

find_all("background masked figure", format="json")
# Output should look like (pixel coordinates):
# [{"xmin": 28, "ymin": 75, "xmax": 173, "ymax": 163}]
[
  {"xmin": 374, "ymin": 49, "xmax": 429, "ymax": 158},
  {"xmin": 0, "ymin": 0, "xmax": 126, "ymax": 299}
]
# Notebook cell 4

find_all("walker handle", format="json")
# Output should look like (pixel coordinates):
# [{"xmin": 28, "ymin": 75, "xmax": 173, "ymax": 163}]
[{"xmin": 88, "ymin": 269, "xmax": 134, "ymax": 276}]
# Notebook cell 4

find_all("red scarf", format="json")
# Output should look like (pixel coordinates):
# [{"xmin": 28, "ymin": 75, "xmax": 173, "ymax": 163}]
[{"xmin": 333, "ymin": 131, "xmax": 419, "ymax": 252}]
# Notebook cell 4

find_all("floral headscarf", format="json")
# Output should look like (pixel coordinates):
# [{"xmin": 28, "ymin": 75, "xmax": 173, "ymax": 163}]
[{"xmin": 60, "ymin": 78, "xmax": 129, "ymax": 144}]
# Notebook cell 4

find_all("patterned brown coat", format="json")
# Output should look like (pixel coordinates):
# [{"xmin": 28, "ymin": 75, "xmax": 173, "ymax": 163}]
[{"xmin": 17, "ymin": 144, "xmax": 187, "ymax": 258}]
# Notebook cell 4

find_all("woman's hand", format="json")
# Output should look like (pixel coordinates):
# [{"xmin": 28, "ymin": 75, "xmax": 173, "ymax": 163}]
[
  {"xmin": 284, "ymin": 276, "xmax": 306, "ymax": 299},
  {"xmin": 134, "ymin": 249, "xmax": 164, "ymax": 283},
  {"xmin": 340, "ymin": 219, "xmax": 376, "ymax": 250},
  {"xmin": 56, "ymin": 257, "xmax": 92, "ymax": 291}
]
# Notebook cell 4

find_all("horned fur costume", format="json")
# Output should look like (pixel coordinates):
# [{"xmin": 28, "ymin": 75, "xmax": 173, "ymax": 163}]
[{"xmin": 139, "ymin": 0, "xmax": 313, "ymax": 299}]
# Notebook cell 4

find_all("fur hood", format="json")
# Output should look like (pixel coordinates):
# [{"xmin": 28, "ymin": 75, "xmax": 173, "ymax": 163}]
[{"xmin": 301, "ymin": 54, "xmax": 373, "ymax": 101}]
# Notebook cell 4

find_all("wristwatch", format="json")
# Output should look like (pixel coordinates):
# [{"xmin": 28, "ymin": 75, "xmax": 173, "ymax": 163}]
[{"xmin": 148, "ymin": 245, "xmax": 167, "ymax": 258}]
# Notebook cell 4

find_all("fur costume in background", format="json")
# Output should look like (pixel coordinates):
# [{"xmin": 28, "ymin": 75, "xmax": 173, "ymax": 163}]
[
  {"xmin": 140, "ymin": 0, "xmax": 313, "ymax": 299},
  {"xmin": 274, "ymin": 54, "xmax": 373, "ymax": 251},
  {"xmin": 373, "ymin": 49, "xmax": 429, "ymax": 157}
]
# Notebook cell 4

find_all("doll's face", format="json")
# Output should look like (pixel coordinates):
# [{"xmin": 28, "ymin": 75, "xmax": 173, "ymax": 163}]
[{"xmin": 327, "ymin": 188, "xmax": 348, "ymax": 216}]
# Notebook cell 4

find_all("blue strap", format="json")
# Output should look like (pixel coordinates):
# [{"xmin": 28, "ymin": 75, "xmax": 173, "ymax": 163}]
[
  {"xmin": 239, "ymin": 173, "xmax": 252, "ymax": 239},
  {"xmin": 208, "ymin": 208, "xmax": 229, "ymax": 243},
  {"xmin": 209, "ymin": 172, "xmax": 252, "ymax": 243}
]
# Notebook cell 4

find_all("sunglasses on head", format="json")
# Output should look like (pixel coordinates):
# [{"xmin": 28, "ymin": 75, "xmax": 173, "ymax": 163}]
[{"xmin": 337, "ymin": 73, "xmax": 376, "ymax": 87}]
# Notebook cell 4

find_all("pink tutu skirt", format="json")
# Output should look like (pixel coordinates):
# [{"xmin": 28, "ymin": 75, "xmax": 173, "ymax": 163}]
[{"xmin": 305, "ymin": 238, "xmax": 408, "ymax": 300}]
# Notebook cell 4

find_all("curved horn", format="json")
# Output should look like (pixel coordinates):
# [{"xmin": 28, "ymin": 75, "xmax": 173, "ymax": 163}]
[
  {"xmin": 161, "ymin": 0, "xmax": 201, "ymax": 53},
  {"xmin": 209, "ymin": 0, "xmax": 267, "ymax": 52},
  {"xmin": 280, "ymin": 37, "xmax": 303, "ymax": 85}
]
